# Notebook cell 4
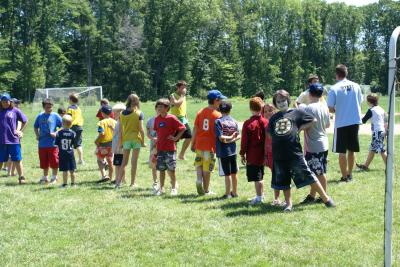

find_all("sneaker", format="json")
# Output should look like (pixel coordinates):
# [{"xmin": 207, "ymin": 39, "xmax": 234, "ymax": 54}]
[
  {"xmin": 315, "ymin": 197, "xmax": 323, "ymax": 203},
  {"xmin": 70, "ymin": 183, "xmax": 77, "ymax": 187},
  {"xmin": 60, "ymin": 184, "xmax": 68, "ymax": 188},
  {"xmin": 205, "ymin": 191, "xmax": 216, "ymax": 196},
  {"xmin": 115, "ymin": 183, "xmax": 121, "ymax": 189},
  {"xmin": 18, "ymin": 176, "xmax": 26, "ymax": 184},
  {"xmin": 97, "ymin": 176, "xmax": 110, "ymax": 183},
  {"xmin": 221, "ymin": 194, "xmax": 232, "ymax": 199},
  {"xmin": 301, "ymin": 194, "xmax": 316, "ymax": 204},
  {"xmin": 129, "ymin": 183, "xmax": 137, "ymax": 190},
  {"xmin": 271, "ymin": 199, "xmax": 282, "ymax": 206},
  {"xmin": 170, "ymin": 188, "xmax": 178, "ymax": 196},
  {"xmin": 347, "ymin": 175, "xmax": 353, "ymax": 182},
  {"xmin": 152, "ymin": 182, "xmax": 159, "ymax": 191},
  {"xmin": 283, "ymin": 205, "xmax": 293, "ymax": 212},
  {"xmin": 324, "ymin": 198, "xmax": 336, "ymax": 208},
  {"xmin": 249, "ymin": 197, "xmax": 263, "ymax": 205},
  {"xmin": 356, "ymin": 163, "xmax": 369, "ymax": 171},
  {"xmin": 110, "ymin": 180, "xmax": 117, "ymax": 185},
  {"xmin": 230, "ymin": 192, "xmax": 238, "ymax": 198},
  {"xmin": 155, "ymin": 189, "xmax": 165, "ymax": 196},
  {"xmin": 39, "ymin": 177, "xmax": 48, "ymax": 184},
  {"xmin": 49, "ymin": 177, "xmax": 58, "ymax": 185},
  {"xmin": 339, "ymin": 177, "xmax": 348, "ymax": 182},
  {"xmin": 196, "ymin": 181, "xmax": 205, "ymax": 195}
]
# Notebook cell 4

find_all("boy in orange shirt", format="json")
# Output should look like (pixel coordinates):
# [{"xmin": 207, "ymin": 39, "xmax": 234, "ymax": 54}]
[{"xmin": 191, "ymin": 89, "xmax": 225, "ymax": 195}]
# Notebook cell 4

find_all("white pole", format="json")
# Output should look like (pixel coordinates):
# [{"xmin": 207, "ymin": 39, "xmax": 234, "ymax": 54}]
[
  {"xmin": 46, "ymin": 89, "xmax": 49, "ymax": 98},
  {"xmin": 100, "ymin": 86, "xmax": 103, "ymax": 100},
  {"xmin": 385, "ymin": 26, "xmax": 400, "ymax": 267}
]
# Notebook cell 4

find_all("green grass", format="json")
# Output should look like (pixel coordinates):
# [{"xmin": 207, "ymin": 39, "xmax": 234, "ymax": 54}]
[{"xmin": 1, "ymin": 100, "xmax": 400, "ymax": 266}]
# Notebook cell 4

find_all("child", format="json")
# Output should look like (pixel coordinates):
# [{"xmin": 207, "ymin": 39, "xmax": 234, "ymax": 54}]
[
  {"xmin": 96, "ymin": 98, "xmax": 115, "ymax": 120},
  {"xmin": 263, "ymin": 103, "xmax": 283, "ymax": 205},
  {"xmin": 191, "ymin": 89, "xmax": 225, "ymax": 195},
  {"xmin": 111, "ymin": 103, "xmax": 126, "ymax": 184},
  {"xmin": 268, "ymin": 90, "xmax": 335, "ymax": 211},
  {"xmin": 115, "ymin": 94, "xmax": 146, "ymax": 189},
  {"xmin": 146, "ymin": 105, "xmax": 160, "ymax": 190},
  {"xmin": 300, "ymin": 83, "xmax": 331, "ymax": 204},
  {"xmin": 34, "ymin": 98, "xmax": 63, "ymax": 184},
  {"xmin": 153, "ymin": 99, "xmax": 186, "ymax": 195},
  {"xmin": 55, "ymin": 115, "xmax": 77, "ymax": 187},
  {"xmin": 57, "ymin": 107, "xmax": 66, "ymax": 117},
  {"xmin": 67, "ymin": 94, "xmax": 84, "ymax": 164},
  {"xmin": 356, "ymin": 93, "xmax": 387, "ymax": 171},
  {"xmin": 240, "ymin": 97, "xmax": 268, "ymax": 205},
  {"xmin": 215, "ymin": 101, "xmax": 240, "ymax": 199},
  {"xmin": 95, "ymin": 105, "xmax": 116, "ymax": 183},
  {"xmin": 170, "ymin": 80, "xmax": 192, "ymax": 160},
  {"xmin": 6, "ymin": 98, "xmax": 23, "ymax": 177}
]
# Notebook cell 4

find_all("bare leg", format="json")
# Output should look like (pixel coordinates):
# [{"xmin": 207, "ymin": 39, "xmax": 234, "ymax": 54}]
[
  {"xmin": 168, "ymin": 170, "xmax": 176, "ymax": 189},
  {"xmin": 179, "ymin": 138, "xmax": 191, "ymax": 160},
  {"xmin": 70, "ymin": 171, "xmax": 75, "ymax": 184},
  {"xmin": 310, "ymin": 181, "xmax": 329, "ymax": 202},
  {"xmin": 151, "ymin": 167, "xmax": 158, "ymax": 183},
  {"xmin": 106, "ymin": 157, "xmax": 113, "ymax": 179},
  {"xmin": 114, "ymin": 166, "xmax": 120, "ymax": 182},
  {"xmin": 255, "ymin": 180, "xmax": 264, "ymax": 197},
  {"xmin": 77, "ymin": 146, "xmax": 84, "ymax": 163},
  {"xmin": 14, "ymin": 161, "xmax": 24, "ymax": 177},
  {"xmin": 347, "ymin": 151, "xmax": 355, "ymax": 176},
  {"xmin": 97, "ymin": 158, "xmax": 105, "ymax": 178},
  {"xmin": 224, "ymin": 175, "xmax": 231, "ymax": 195},
  {"xmin": 159, "ymin": 170, "xmax": 166, "ymax": 192},
  {"xmin": 196, "ymin": 167, "xmax": 203, "ymax": 184},
  {"xmin": 7, "ymin": 160, "xmax": 12, "ymax": 176},
  {"xmin": 11, "ymin": 161, "xmax": 18, "ymax": 176},
  {"xmin": 51, "ymin": 168, "xmax": 58, "ymax": 177},
  {"xmin": 130, "ymin": 149, "xmax": 140, "ymax": 186},
  {"xmin": 203, "ymin": 171, "xmax": 211, "ymax": 192},
  {"xmin": 117, "ymin": 150, "xmax": 130, "ymax": 185},
  {"xmin": 63, "ymin": 171, "xmax": 68, "ymax": 185},
  {"xmin": 362, "ymin": 151, "xmax": 375, "ymax": 168},
  {"xmin": 310, "ymin": 174, "xmax": 327, "ymax": 197},
  {"xmin": 283, "ymin": 189, "xmax": 292, "ymax": 208},
  {"xmin": 338, "ymin": 153, "xmax": 348, "ymax": 178},
  {"xmin": 43, "ymin": 168, "xmax": 49, "ymax": 177},
  {"xmin": 231, "ymin": 173, "xmax": 238, "ymax": 195},
  {"xmin": 381, "ymin": 152, "xmax": 387, "ymax": 165},
  {"xmin": 274, "ymin": 190, "xmax": 280, "ymax": 201}
]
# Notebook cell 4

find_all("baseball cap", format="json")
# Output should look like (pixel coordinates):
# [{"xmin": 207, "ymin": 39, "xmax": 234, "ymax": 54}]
[
  {"xmin": 308, "ymin": 83, "xmax": 324, "ymax": 94},
  {"xmin": 207, "ymin": 89, "xmax": 227, "ymax": 100},
  {"xmin": 219, "ymin": 101, "xmax": 232, "ymax": 113},
  {"xmin": 101, "ymin": 105, "xmax": 112, "ymax": 115},
  {"xmin": 11, "ymin": 98, "xmax": 21, "ymax": 104},
  {"xmin": 1, "ymin": 93, "xmax": 11, "ymax": 101},
  {"xmin": 307, "ymin": 74, "xmax": 319, "ymax": 83}
]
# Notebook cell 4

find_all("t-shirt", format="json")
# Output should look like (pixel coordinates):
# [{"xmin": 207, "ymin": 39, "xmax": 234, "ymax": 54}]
[
  {"xmin": 120, "ymin": 109, "xmax": 144, "ymax": 143},
  {"xmin": 170, "ymin": 93, "xmax": 188, "ymax": 124},
  {"xmin": 268, "ymin": 109, "xmax": 315, "ymax": 160},
  {"xmin": 146, "ymin": 116, "xmax": 157, "ymax": 149},
  {"xmin": 327, "ymin": 78, "xmax": 363, "ymax": 128},
  {"xmin": 194, "ymin": 107, "xmax": 221, "ymax": 152},
  {"xmin": 97, "ymin": 117, "xmax": 116, "ymax": 144},
  {"xmin": 67, "ymin": 104, "xmax": 84, "ymax": 126},
  {"xmin": 362, "ymin": 105, "xmax": 386, "ymax": 132},
  {"xmin": 55, "ymin": 128, "xmax": 76, "ymax": 159},
  {"xmin": 303, "ymin": 102, "xmax": 330, "ymax": 153},
  {"xmin": 239, "ymin": 115, "xmax": 268, "ymax": 166},
  {"xmin": 0, "ymin": 107, "xmax": 28, "ymax": 145},
  {"xmin": 96, "ymin": 109, "xmax": 115, "ymax": 120},
  {"xmin": 34, "ymin": 112, "xmax": 62, "ymax": 148},
  {"xmin": 154, "ymin": 114, "xmax": 185, "ymax": 151},
  {"xmin": 215, "ymin": 115, "xmax": 239, "ymax": 158},
  {"xmin": 112, "ymin": 121, "xmax": 122, "ymax": 154}
]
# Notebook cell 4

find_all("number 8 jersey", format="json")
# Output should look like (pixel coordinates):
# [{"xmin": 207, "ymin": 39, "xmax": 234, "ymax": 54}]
[
  {"xmin": 55, "ymin": 128, "xmax": 76, "ymax": 157},
  {"xmin": 194, "ymin": 107, "xmax": 221, "ymax": 152}
]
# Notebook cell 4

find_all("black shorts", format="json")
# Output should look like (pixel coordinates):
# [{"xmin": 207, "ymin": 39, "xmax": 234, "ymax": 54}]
[
  {"xmin": 271, "ymin": 156, "xmax": 317, "ymax": 190},
  {"xmin": 59, "ymin": 154, "xmax": 76, "ymax": 172},
  {"xmin": 333, "ymin": 124, "xmax": 359, "ymax": 153},
  {"xmin": 305, "ymin": 151, "xmax": 328, "ymax": 176},
  {"xmin": 113, "ymin": 154, "xmax": 123, "ymax": 166},
  {"xmin": 71, "ymin": 125, "xmax": 83, "ymax": 148},
  {"xmin": 246, "ymin": 165, "xmax": 264, "ymax": 182},
  {"xmin": 218, "ymin": 155, "xmax": 238, "ymax": 176},
  {"xmin": 181, "ymin": 123, "xmax": 192, "ymax": 139}
]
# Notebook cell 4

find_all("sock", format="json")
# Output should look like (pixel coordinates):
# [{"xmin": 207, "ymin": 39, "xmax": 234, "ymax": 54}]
[{"xmin": 256, "ymin": 195, "xmax": 262, "ymax": 201}]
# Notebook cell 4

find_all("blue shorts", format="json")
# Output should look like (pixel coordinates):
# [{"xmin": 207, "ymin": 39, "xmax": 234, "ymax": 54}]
[
  {"xmin": 59, "ymin": 153, "xmax": 76, "ymax": 172},
  {"xmin": 0, "ymin": 144, "xmax": 22, "ymax": 162}
]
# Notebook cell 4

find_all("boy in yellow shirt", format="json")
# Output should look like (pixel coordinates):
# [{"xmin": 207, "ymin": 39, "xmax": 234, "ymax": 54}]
[
  {"xmin": 95, "ymin": 105, "xmax": 116, "ymax": 183},
  {"xmin": 67, "ymin": 94, "xmax": 85, "ymax": 164}
]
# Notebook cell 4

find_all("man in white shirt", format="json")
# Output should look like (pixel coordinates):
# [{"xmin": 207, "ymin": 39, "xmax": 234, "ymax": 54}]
[{"xmin": 327, "ymin": 64, "xmax": 363, "ymax": 182}]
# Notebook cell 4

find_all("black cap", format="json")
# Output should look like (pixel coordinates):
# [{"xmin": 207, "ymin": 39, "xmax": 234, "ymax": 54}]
[
  {"xmin": 101, "ymin": 105, "xmax": 112, "ymax": 115},
  {"xmin": 219, "ymin": 101, "xmax": 232, "ymax": 113}
]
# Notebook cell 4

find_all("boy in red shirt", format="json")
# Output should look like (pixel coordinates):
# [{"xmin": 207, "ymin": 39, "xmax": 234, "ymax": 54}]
[
  {"xmin": 240, "ymin": 97, "xmax": 269, "ymax": 205},
  {"xmin": 153, "ymin": 99, "xmax": 186, "ymax": 196},
  {"xmin": 96, "ymin": 99, "xmax": 115, "ymax": 120},
  {"xmin": 191, "ymin": 90, "xmax": 225, "ymax": 195}
]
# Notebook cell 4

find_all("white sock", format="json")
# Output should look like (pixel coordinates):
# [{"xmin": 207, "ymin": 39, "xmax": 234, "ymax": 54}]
[
  {"xmin": 256, "ymin": 195, "xmax": 263, "ymax": 201},
  {"xmin": 51, "ymin": 175, "xmax": 57, "ymax": 180}
]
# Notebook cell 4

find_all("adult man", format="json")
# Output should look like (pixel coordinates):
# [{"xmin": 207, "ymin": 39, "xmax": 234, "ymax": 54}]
[
  {"xmin": 170, "ymin": 80, "xmax": 191, "ymax": 160},
  {"xmin": 295, "ymin": 74, "xmax": 319, "ymax": 107},
  {"xmin": 0, "ymin": 93, "xmax": 28, "ymax": 184},
  {"xmin": 327, "ymin": 64, "xmax": 363, "ymax": 182}
]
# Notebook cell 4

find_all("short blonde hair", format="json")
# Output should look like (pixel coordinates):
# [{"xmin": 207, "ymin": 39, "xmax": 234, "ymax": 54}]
[{"xmin": 62, "ymin": 115, "xmax": 73, "ymax": 127}]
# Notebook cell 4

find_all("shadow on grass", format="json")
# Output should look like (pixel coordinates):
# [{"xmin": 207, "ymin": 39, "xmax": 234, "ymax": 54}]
[
  {"xmin": 180, "ymin": 195, "xmax": 222, "ymax": 204},
  {"xmin": 32, "ymin": 186, "xmax": 58, "ymax": 191}
]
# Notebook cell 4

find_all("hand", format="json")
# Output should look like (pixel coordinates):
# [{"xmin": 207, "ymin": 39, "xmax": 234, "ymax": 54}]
[
  {"xmin": 152, "ymin": 137, "xmax": 158, "ymax": 143},
  {"xmin": 35, "ymin": 135, "xmax": 39, "ymax": 141},
  {"xmin": 15, "ymin": 130, "xmax": 23, "ymax": 138},
  {"xmin": 50, "ymin": 132, "xmax": 57, "ymax": 138},
  {"xmin": 168, "ymin": 135, "xmax": 178, "ymax": 142},
  {"xmin": 241, "ymin": 156, "xmax": 246, "ymax": 165}
]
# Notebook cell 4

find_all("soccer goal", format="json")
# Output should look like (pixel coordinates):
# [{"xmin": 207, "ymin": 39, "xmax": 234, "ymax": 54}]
[{"xmin": 32, "ymin": 86, "xmax": 103, "ymax": 111}]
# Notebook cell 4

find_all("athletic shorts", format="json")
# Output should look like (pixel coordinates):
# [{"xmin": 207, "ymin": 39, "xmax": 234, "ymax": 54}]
[
  {"xmin": 123, "ymin": 141, "xmax": 142, "ymax": 150},
  {"xmin": 246, "ymin": 165, "xmax": 264, "ymax": 182},
  {"xmin": 194, "ymin": 150, "xmax": 216, "ymax": 172},
  {"xmin": 71, "ymin": 125, "xmax": 83, "ymax": 148},
  {"xmin": 369, "ymin": 131, "xmax": 385, "ymax": 153},
  {"xmin": 181, "ymin": 123, "xmax": 192, "ymax": 139},
  {"xmin": 305, "ymin": 151, "xmax": 328, "ymax": 176},
  {"xmin": 0, "ymin": 144, "xmax": 22, "ymax": 162},
  {"xmin": 271, "ymin": 156, "xmax": 317, "ymax": 190},
  {"xmin": 157, "ymin": 151, "xmax": 177, "ymax": 171},
  {"xmin": 59, "ymin": 154, "xmax": 76, "ymax": 172},
  {"xmin": 218, "ymin": 155, "xmax": 238, "ymax": 176},
  {"xmin": 39, "ymin": 147, "xmax": 59, "ymax": 169},
  {"xmin": 113, "ymin": 154, "xmax": 123, "ymax": 166},
  {"xmin": 333, "ymin": 124, "xmax": 360, "ymax": 153},
  {"xmin": 96, "ymin": 146, "xmax": 113, "ymax": 160}
]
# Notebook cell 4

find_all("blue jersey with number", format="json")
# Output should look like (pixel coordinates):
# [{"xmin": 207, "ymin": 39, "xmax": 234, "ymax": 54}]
[{"xmin": 55, "ymin": 128, "xmax": 76, "ymax": 159}]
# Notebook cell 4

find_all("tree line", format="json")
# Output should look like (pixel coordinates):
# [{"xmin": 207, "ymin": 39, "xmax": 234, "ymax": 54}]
[{"xmin": 0, "ymin": 0, "xmax": 399, "ymax": 102}]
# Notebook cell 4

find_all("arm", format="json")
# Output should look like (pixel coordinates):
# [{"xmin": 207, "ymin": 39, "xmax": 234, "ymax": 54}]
[
  {"xmin": 239, "ymin": 123, "xmax": 248, "ymax": 165},
  {"xmin": 34, "ymin": 128, "xmax": 40, "ymax": 141},
  {"xmin": 191, "ymin": 126, "xmax": 197, "ymax": 152},
  {"xmin": 362, "ymin": 109, "xmax": 372, "ymax": 124},
  {"xmin": 139, "ymin": 120, "xmax": 146, "ymax": 146},
  {"xmin": 327, "ymin": 89, "xmax": 336, "ymax": 113},
  {"xmin": 170, "ymin": 93, "xmax": 185, "ymax": 107},
  {"xmin": 299, "ymin": 120, "xmax": 316, "ymax": 132}
]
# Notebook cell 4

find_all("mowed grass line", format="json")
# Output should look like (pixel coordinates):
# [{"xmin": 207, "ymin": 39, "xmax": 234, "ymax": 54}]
[{"xmin": 0, "ymin": 100, "xmax": 399, "ymax": 266}]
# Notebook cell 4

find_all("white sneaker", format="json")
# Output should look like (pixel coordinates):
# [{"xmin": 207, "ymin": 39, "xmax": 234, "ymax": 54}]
[
  {"xmin": 271, "ymin": 200, "xmax": 281, "ymax": 206},
  {"xmin": 129, "ymin": 183, "xmax": 137, "ymax": 190},
  {"xmin": 155, "ymin": 189, "xmax": 164, "ymax": 196},
  {"xmin": 205, "ymin": 191, "xmax": 216, "ymax": 196},
  {"xmin": 170, "ymin": 188, "xmax": 178, "ymax": 196},
  {"xmin": 49, "ymin": 176, "xmax": 58, "ymax": 184},
  {"xmin": 152, "ymin": 182, "xmax": 158, "ymax": 191},
  {"xmin": 39, "ymin": 176, "xmax": 48, "ymax": 184},
  {"xmin": 249, "ymin": 196, "xmax": 263, "ymax": 205}
]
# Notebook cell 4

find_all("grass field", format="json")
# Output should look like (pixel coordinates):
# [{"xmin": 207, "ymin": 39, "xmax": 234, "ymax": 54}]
[{"xmin": 1, "ymin": 98, "xmax": 400, "ymax": 266}]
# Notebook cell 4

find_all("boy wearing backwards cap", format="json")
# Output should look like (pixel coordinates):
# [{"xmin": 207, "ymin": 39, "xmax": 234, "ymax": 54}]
[
  {"xmin": 191, "ymin": 90, "xmax": 225, "ymax": 195},
  {"xmin": 0, "ymin": 93, "xmax": 28, "ymax": 184},
  {"xmin": 95, "ymin": 105, "xmax": 116, "ymax": 183}
]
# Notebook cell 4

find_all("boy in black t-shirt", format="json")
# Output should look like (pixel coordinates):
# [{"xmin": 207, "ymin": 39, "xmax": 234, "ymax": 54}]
[
  {"xmin": 268, "ymin": 90, "xmax": 335, "ymax": 211},
  {"xmin": 55, "ymin": 115, "xmax": 77, "ymax": 187}
]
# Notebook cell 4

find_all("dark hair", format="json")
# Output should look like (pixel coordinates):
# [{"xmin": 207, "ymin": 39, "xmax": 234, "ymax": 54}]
[
  {"xmin": 69, "ymin": 94, "xmax": 79, "ymax": 104},
  {"xmin": 272, "ymin": 90, "xmax": 291, "ymax": 108},
  {"xmin": 58, "ymin": 107, "xmax": 66, "ymax": 115},
  {"xmin": 367, "ymin": 93, "xmax": 379, "ymax": 106},
  {"xmin": 309, "ymin": 89, "xmax": 323, "ymax": 98},
  {"xmin": 249, "ymin": 97, "xmax": 263, "ymax": 112},
  {"xmin": 42, "ymin": 98, "xmax": 54, "ymax": 108},
  {"xmin": 254, "ymin": 90, "xmax": 265, "ymax": 101},
  {"xmin": 126, "ymin": 94, "xmax": 140, "ymax": 109},
  {"xmin": 176, "ymin": 80, "xmax": 187, "ymax": 88},
  {"xmin": 218, "ymin": 101, "xmax": 232, "ymax": 113},
  {"xmin": 155, "ymin": 98, "xmax": 170, "ymax": 110},
  {"xmin": 100, "ymin": 98, "xmax": 109, "ymax": 105},
  {"xmin": 208, "ymin": 98, "xmax": 216, "ymax": 105},
  {"xmin": 335, "ymin": 64, "xmax": 348, "ymax": 79}
]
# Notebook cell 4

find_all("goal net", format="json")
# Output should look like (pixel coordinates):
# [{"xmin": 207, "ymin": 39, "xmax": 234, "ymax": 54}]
[{"xmin": 32, "ymin": 86, "xmax": 103, "ymax": 112}]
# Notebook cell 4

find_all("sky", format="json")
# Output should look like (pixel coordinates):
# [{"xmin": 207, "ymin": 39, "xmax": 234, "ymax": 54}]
[{"xmin": 326, "ymin": 0, "xmax": 378, "ymax": 6}]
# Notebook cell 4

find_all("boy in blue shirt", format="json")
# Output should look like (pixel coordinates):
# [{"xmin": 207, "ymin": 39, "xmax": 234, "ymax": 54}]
[
  {"xmin": 55, "ymin": 115, "xmax": 77, "ymax": 187},
  {"xmin": 215, "ymin": 101, "xmax": 240, "ymax": 198},
  {"xmin": 34, "ymin": 98, "xmax": 62, "ymax": 184}
]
